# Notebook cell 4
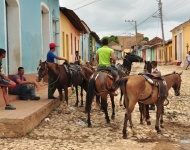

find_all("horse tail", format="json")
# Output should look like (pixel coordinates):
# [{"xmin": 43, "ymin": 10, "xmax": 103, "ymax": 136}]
[
  {"xmin": 114, "ymin": 77, "xmax": 128, "ymax": 89},
  {"xmin": 85, "ymin": 78, "xmax": 95, "ymax": 113}
]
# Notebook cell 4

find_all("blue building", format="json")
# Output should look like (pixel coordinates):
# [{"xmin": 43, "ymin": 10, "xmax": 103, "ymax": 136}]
[{"xmin": 0, "ymin": 0, "xmax": 60, "ymax": 75}]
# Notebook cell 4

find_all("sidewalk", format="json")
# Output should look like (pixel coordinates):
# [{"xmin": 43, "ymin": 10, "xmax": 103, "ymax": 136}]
[{"xmin": 0, "ymin": 87, "xmax": 72, "ymax": 138}]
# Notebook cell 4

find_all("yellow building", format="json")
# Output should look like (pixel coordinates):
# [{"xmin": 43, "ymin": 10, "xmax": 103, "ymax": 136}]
[
  {"xmin": 170, "ymin": 19, "xmax": 190, "ymax": 66},
  {"xmin": 60, "ymin": 7, "xmax": 86, "ymax": 63}
]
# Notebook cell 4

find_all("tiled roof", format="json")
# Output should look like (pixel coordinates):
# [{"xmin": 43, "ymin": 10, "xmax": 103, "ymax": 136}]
[
  {"xmin": 147, "ymin": 37, "xmax": 163, "ymax": 45},
  {"xmin": 60, "ymin": 7, "xmax": 87, "ymax": 33}
]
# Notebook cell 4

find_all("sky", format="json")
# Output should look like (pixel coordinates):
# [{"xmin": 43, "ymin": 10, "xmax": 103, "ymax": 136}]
[{"xmin": 59, "ymin": 0, "xmax": 190, "ymax": 41}]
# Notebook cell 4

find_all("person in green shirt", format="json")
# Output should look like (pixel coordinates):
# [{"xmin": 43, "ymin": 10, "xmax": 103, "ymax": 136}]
[{"xmin": 96, "ymin": 38, "xmax": 119, "ymax": 94}]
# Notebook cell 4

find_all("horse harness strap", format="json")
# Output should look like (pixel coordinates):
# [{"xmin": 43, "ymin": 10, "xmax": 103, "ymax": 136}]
[{"xmin": 139, "ymin": 81, "xmax": 155, "ymax": 102}]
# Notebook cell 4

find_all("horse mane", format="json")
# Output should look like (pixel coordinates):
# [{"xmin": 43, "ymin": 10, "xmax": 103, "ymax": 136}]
[{"xmin": 162, "ymin": 71, "xmax": 177, "ymax": 77}]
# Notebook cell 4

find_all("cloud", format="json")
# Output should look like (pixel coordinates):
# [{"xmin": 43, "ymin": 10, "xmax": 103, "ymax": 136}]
[{"xmin": 60, "ymin": 0, "xmax": 190, "ymax": 40}]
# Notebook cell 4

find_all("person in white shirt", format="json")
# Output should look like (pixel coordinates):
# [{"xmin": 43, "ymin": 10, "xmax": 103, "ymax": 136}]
[{"xmin": 185, "ymin": 51, "xmax": 190, "ymax": 70}]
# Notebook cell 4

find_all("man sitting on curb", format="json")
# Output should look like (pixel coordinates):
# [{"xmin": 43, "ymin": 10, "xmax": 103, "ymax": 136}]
[{"xmin": 9, "ymin": 67, "xmax": 40, "ymax": 100}]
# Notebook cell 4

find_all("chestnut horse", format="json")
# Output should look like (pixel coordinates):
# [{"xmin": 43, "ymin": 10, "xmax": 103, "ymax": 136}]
[
  {"xmin": 85, "ymin": 65, "xmax": 126, "ymax": 127},
  {"xmin": 114, "ymin": 71, "xmax": 182, "ymax": 139},
  {"xmin": 37, "ymin": 61, "xmax": 93, "ymax": 106}
]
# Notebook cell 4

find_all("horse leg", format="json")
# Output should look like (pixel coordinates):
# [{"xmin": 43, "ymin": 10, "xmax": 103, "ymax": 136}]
[
  {"xmin": 101, "ymin": 95, "xmax": 110, "ymax": 124},
  {"xmin": 155, "ymin": 101, "xmax": 163, "ymax": 133},
  {"xmin": 160, "ymin": 105, "xmax": 164, "ymax": 128},
  {"xmin": 110, "ymin": 95, "xmax": 115, "ymax": 120},
  {"xmin": 64, "ymin": 87, "xmax": 68, "ymax": 105},
  {"xmin": 145, "ymin": 104, "xmax": 151, "ymax": 125},
  {"xmin": 119, "ymin": 88, "xmax": 123, "ymax": 106},
  {"xmin": 123, "ymin": 96, "xmax": 129, "ymax": 139},
  {"xmin": 85, "ymin": 78, "xmax": 96, "ymax": 127},
  {"xmin": 74, "ymin": 86, "xmax": 79, "ymax": 107},
  {"xmin": 58, "ymin": 88, "xmax": 63, "ymax": 101},
  {"xmin": 80, "ymin": 86, "xmax": 84, "ymax": 107},
  {"xmin": 138, "ymin": 102, "xmax": 144, "ymax": 125}
]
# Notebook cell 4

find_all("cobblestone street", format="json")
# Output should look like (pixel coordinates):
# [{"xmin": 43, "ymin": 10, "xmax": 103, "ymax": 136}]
[{"xmin": 0, "ymin": 62, "xmax": 190, "ymax": 150}]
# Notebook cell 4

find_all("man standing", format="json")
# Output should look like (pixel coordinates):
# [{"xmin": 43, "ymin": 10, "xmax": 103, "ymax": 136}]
[
  {"xmin": 47, "ymin": 42, "xmax": 68, "ymax": 99},
  {"xmin": 185, "ymin": 51, "xmax": 190, "ymax": 70},
  {"xmin": 0, "ymin": 48, "xmax": 16, "ymax": 110},
  {"xmin": 10, "ymin": 67, "xmax": 40, "ymax": 100},
  {"xmin": 96, "ymin": 38, "xmax": 119, "ymax": 95}
]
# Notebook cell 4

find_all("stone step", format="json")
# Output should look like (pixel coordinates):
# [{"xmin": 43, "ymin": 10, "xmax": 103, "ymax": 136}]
[{"xmin": 0, "ymin": 87, "xmax": 73, "ymax": 138}]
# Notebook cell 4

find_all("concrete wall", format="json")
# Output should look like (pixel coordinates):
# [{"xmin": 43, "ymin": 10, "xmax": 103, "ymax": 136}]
[{"xmin": 80, "ymin": 34, "xmax": 90, "ymax": 63}]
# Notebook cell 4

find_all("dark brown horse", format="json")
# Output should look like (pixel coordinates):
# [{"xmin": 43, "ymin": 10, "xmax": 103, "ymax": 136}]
[
  {"xmin": 37, "ymin": 61, "xmax": 93, "ymax": 106},
  {"xmin": 85, "ymin": 65, "xmax": 126, "ymax": 127},
  {"xmin": 114, "ymin": 71, "xmax": 182, "ymax": 139},
  {"xmin": 119, "ymin": 53, "xmax": 143, "ymax": 106}
]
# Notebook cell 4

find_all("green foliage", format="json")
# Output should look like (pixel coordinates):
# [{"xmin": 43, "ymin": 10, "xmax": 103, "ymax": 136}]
[
  {"xmin": 142, "ymin": 37, "xmax": 149, "ymax": 42},
  {"xmin": 101, "ymin": 35, "xmax": 119, "ymax": 44}
]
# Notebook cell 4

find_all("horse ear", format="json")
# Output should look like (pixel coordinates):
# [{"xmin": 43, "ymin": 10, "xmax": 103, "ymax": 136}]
[
  {"xmin": 178, "ymin": 71, "xmax": 183, "ymax": 75},
  {"xmin": 40, "ymin": 60, "xmax": 42, "ymax": 64}
]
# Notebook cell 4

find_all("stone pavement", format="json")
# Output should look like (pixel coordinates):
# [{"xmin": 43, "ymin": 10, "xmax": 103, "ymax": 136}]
[{"xmin": 0, "ymin": 63, "xmax": 190, "ymax": 149}]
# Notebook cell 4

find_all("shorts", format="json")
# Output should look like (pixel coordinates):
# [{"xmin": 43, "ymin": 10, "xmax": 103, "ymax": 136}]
[
  {"xmin": 188, "ymin": 61, "xmax": 190, "ymax": 65},
  {"xmin": 0, "ymin": 77, "xmax": 10, "ymax": 85}
]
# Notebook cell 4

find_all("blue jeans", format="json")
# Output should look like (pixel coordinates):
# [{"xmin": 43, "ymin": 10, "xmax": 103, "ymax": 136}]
[{"xmin": 12, "ymin": 84, "xmax": 36, "ymax": 98}]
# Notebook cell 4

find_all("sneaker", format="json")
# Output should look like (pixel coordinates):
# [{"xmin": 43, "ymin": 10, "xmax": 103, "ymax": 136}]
[
  {"xmin": 5, "ymin": 104, "xmax": 16, "ymax": 110},
  {"xmin": 20, "ymin": 97, "xmax": 28, "ymax": 100},
  {"xmin": 30, "ymin": 96, "xmax": 40, "ymax": 100}
]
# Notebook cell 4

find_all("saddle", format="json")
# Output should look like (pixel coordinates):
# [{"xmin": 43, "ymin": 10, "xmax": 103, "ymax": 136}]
[
  {"xmin": 97, "ymin": 66, "xmax": 118, "ymax": 80},
  {"xmin": 139, "ymin": 73, "xmax": 167, "ymax": 99}
]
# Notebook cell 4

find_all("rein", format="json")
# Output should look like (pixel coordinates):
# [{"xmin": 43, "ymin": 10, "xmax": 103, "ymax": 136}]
[{"xmin": 37, "ymin": 62, "xmax": 60, "ymax": 87}]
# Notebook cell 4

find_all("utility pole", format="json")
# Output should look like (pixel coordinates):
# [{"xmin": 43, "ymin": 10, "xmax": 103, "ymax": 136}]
[
  {"xmin": 125, "ymin": 20, "xmax": 138, "ymax": 55},
  {"xmin": 158, "ymin": 0, "xmax": 166, "ymax": 63}
]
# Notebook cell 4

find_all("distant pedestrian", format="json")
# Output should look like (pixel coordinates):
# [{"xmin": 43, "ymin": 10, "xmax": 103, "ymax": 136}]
[{"xmin": 185, "ymin": 51, "xmax": 190, "ymax": 70}]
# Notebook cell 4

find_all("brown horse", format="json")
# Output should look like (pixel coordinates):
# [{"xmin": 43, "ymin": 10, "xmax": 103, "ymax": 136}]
[
  {"xmin": 85, "ymin": 65, "xmax": 127, "ymax": 127},
  {"xmin": 114, "ymin": 71, "xmax": 182, "ymax": 139},
  {"xmin": 37, "ymin": 61, "xmax": 93, "ymax": 106}
]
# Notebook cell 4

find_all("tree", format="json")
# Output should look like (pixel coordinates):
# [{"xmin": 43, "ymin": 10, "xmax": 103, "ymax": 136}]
[{"xmin": 101, "ymin": 35, "xmax": 119, "ymax": 44}]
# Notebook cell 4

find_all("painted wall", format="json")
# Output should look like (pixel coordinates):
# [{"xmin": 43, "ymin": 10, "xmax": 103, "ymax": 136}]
[
  {"xmin": 146, "ymin": 49, "xmax": 151, "ymax": 61},
  {"xmin": 183, "ymin": 24, "xmax": 190, "ymax": 57},
  {"xmin": 60, "ymin": 12, "xmax": 80, "ymax": 63},
  {"xmin": 0, "ymin": 0, "xmax": 60, "ymax": 74},
  {"xmin": 80, "ymin": 34, "xmax": 90, "ymax": 62}
]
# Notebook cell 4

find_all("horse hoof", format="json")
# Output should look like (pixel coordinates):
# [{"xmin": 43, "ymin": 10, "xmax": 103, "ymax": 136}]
[
  {"xmin": 74, "ymin": 104, "xmax": 78, "ymax": 107},
  {"xmin": 88, "ymin": 124, "xmax": 92, "ymax": 128},
  {"xmin": 147, "ymin": 121, "xmax": 151, "ymax": 126},
  {"xmin": 111, "ymin": 115, "xmax": 115, "ymax": 120},
  {"xmin": 160, "ymin": 125, "xmax": 164, "ymax": 128},
  {"xmin": 157, "ymin": 130, "xmax": 162, "ymax": 134},
  {"xmin": 80, "ymin": 104, "xmax": 84, "ymax": 107},
  {"xmin": 123, "ymin": 134, "xmax": 127, "ymax": 139},
  {"xmin": 107, "ymin": 120, "xmax": 110, "ymax": 124}
]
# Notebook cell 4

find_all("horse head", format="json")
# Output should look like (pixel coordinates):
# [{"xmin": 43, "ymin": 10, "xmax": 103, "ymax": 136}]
[
  {"xmin": 36, "ymin": 60, "xmax": 48, "ymax": 82},
  {"xmin": 123, "ymin": 53, "xmax": 143, "ymax": 74},
  {"xmin": 172, "ymin": 71, "xmax": 183, "ymax": 96},
  {"xmin": 144, "ymin": 61, "xmax": 152, "ymax": 73}
]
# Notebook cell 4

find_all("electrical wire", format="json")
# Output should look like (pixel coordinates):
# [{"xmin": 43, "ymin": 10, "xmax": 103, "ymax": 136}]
[{"xmin": 73, "ymin": 0, "xmax": 101, "ymax": 10}]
